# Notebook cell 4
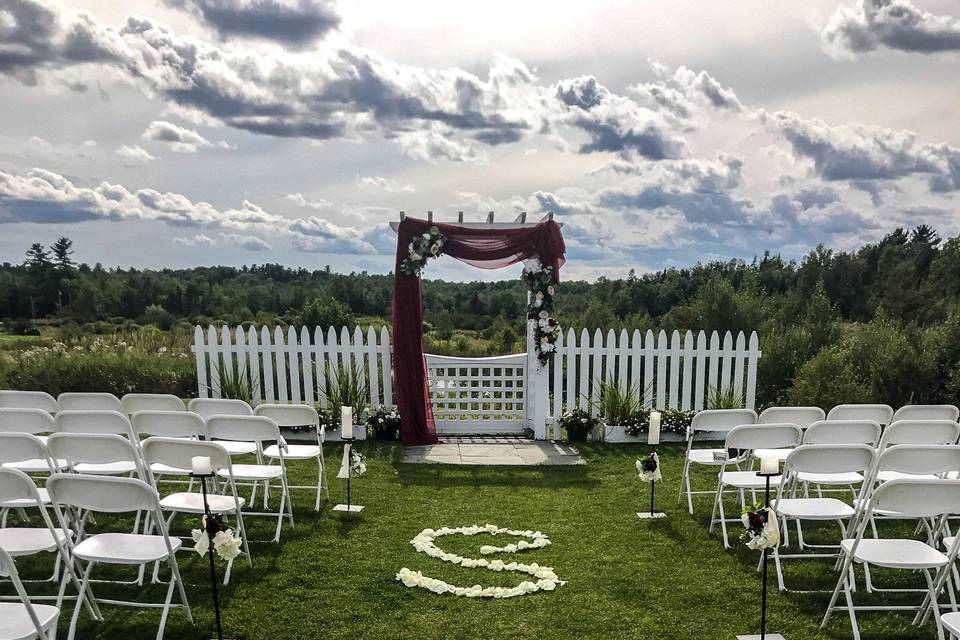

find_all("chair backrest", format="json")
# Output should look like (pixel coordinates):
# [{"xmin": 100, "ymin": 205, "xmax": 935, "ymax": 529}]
[
  {"xmin": 803, "ymin": 420, "xmax": 881, "ymax": 446},
  {"xmin": 784, "ymin": 444, "xmax": 876, "ymax": 476},
  {"xmin": 187, "ymin": 398, "xmax": 253, "ymax": 420},
  {"xmin": 868, "ymin": 478, "xmax": 960, "ymax": 519},
  {"xmin": 56, "ymin": 392, "xmax": 122, "ymax": 412},
  {"xmin": 131, "ymin": 411, "xmax": 206, "ymax": 439},
  {"xmin": 121, "ymin": 393, "xmax": 185, "ymax": 414},
  {"xmin": 0, "ymin": 467, "xmax": 48, "ymax": 506},
  {"xmin": 54, "ymin": 410, "xmax": 132, "ymax": 435},
  {"xmin": 892, "ymin": 404, "xmax": 960, "ymax": 423},
  {"xmin": 758, "ymin": 406, "xmax": 825, "ymax": 429},
  {"xmin": 254, "ymin": 404, "xmax": 319, "ymax": 428},
  {"xmin": 876, "ymin": 445, "xmax": 960, "ymax": 477},
  {"xmin": 47, "ymin": 433, "xmax": 142, "ymax": 473},
  {"xmin": 0, "ymin": 432, "xmax": 50, "ymax": 466},
  {"xmin": 725, "ymin": 423, "xmax": 802, "ymax": 451},
  {"xmin": 0, "ymin": 390, "xmax": 57, "ymax": 413},
  {"xmin": 0, "ymin": 407, "xmax": 55, "ymax": 435},
  {"xmin": 141, "ymin": 437, "xmax": 232, "ymax": 476},
  {"xmin": 206, "ymin": 415, "xmax": 280, "ymax": 443},
  {"xmin": 878, "ymin": 420, "xmax": 960, "ymax": 450},
  {"xmin": 46, "ymin": 473, "xmax": 160, "ymax": 513},
  {"xmin": 826, "ymin": 403, "xmax": 894, "ymax": 426},
  {"xmin": 690, "ymin": 409, "xmax": 757, "ymax": 435}
]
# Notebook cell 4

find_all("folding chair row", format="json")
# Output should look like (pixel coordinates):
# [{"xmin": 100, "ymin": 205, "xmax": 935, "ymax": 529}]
[
  {"xmin": 0, "ymin": 390, "xmax": 190, "ymax": 414},
  {"xmin": 0, "ymin": 468, "xmax": 193, "ymax": 640}
]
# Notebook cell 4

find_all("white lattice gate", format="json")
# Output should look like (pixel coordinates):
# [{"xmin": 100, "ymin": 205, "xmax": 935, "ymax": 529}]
[{"xmin": 425, "ymin": 354, "xmax": 527, "ymax": 435}]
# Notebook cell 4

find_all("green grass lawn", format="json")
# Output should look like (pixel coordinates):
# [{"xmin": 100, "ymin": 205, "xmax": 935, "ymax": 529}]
[{"xmin": 3, "ymin": 443, "xmax": 946, "ymax": 639}]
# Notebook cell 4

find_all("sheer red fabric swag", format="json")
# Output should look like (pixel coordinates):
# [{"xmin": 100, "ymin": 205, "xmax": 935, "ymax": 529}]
[{"xmin": 391, "ymin": 218, "xmax": 566, "ymax": 445}]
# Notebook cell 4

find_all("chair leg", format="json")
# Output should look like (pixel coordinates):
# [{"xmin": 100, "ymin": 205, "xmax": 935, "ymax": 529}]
[
  {"xmin": 168, "ymin": 557, "xmax": 192, "ymax": 626},
  {"xmin": 924, "ymin": 569, "xmax": 946, "ymax": 640},
  {"xmin": 822, "ymin": 553, "xmax": 855, "ymax": 630},
  {"xmin": 843, "ymin": 570, "xmax": 862, "ymax": 640},
  {"xmin": 718, "ymin": 488, "xmax": 730, "ymax": 549},
  {"xmin": 67, "ymin": 560, "xmax": 96, "ymax": 640},
  {"xmin": 315, "ymin": 458, "xmax": 323, "ymax": 511}
]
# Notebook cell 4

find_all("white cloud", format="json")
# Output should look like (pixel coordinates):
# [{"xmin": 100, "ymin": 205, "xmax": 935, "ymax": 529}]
[
  {"xmin": 174, "ymin": 232, "xmax": 271, "ymax": 250},
  {"xmin": 142, "ymin": 120, "xmax": 212, "ymax": 153},
  {"xmin": 116, "ymin": 144, "xmax": 157, "ymax": 163},
  {"xmin": 358, "ymin": 176, "xmax": 416, "ymax": 193}
]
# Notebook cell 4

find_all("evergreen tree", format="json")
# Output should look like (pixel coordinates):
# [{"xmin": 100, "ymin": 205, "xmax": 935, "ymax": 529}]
[{"xmin": 51, "ymin": 237, "xmax": 75, "ymax": 272}]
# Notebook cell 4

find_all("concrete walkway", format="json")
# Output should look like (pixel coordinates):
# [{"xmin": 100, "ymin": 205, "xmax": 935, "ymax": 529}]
[{"xmin": 400, "ymin": 438, "xmax": 584, "ymax": 466}]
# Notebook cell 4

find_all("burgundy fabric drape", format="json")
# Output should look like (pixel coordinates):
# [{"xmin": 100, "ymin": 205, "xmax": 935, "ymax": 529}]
[{"xmin": 391, "ymin": 218, "xmax": 566, "ymax": 445}]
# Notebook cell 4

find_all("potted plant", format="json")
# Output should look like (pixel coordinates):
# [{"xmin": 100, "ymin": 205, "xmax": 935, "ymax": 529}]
[
  {"xmin": 595, "ymin": 379, "xmax": 643, "ymax": 443},
  {"xmin": 558, "ymin": 408, "xmax": 600, "ymax": 442},
  {"xmin": 366, "ymin": 405, "xmax": 401, "ymax": 440}
]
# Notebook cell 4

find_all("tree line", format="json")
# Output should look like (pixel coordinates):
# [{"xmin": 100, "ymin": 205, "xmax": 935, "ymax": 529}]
[{"xmin": 3, "ymin": 226, "xmax": 960, "ymax": 408}]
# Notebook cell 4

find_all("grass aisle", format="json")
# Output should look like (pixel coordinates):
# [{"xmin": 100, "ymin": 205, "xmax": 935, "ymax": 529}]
[{"xmin": 5, "ymin": 443, "xmax": 941, "ymax": 639}]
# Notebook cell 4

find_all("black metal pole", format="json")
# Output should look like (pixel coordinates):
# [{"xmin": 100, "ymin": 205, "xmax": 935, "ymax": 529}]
[
  {"xmin": 197, "ymin": 474, "xmax": 223, "ymax": 640},
  {"xmin": 649, "ymin": 444, "xmax": 657, "ymax": 516},
  {"xmin": 760, "ymin": 474, "xmax": 771, "ymax": 640},
  {"xmin": 345, "ymin": 438, "xmax": 352, "ymax": 511}
]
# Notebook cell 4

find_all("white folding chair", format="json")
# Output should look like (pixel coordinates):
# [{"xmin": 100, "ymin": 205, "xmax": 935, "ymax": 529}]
[
  {"xmin": 0, "ymin": 432, "xmax": 63, "ymax": 488},
  {"xmin": 827, "ymin": 403, "xmax": 894, "ymax": 426},
  {"xmin": 46, "ymin": 474, "xmax": 192, "ymax": 640},
  {"xmin": 0, "ymin": 547, "xmax": 60, "ymax": 640},
  {"xmin": 941, "ymin": 613, "xmax": 960, "ymax": 640},
  {"xmin": 754, "ymin": 406, "xmax": 826, "ymax": 462},
  {"xmin": 254, "ymin": 404, "xmax": 328, "ymax": 510},
  {"xmin": 131, "ymin": 411, "xmax": 206, "ymax": 485},
  {"xmin": 53, "ymin": 410, "xmax": 131, "ymax": 437},
  {"xmin": 796, "ymin": 420, "xmax": 882, "ymax": 498},
  {"xmin": 205, "ymin": 416, "xmax": 293, "ymax": 542},
  {"xmin": 0, "ymin": 408, "xmax": 56, "ymax": 446},
  {"xmin": 187, "ymin": 399, "xmax": 256, "ymax": 457},
  {"xmin": 677, "ymin": 408, "xmax": 757, "ymax": 515},
  {"xmin": 893, "ymin": 405, "xmax": 960, "ymax": 424},
  {"xmin": 709, "ymin": 423, "xmax": 803, "ymax": 548},
  {"xmin": 0, "ymin": 391, "xmax": 57, "ymax": 414},
  {"xmin": 47, "ymin": 433, "xmax": 144, "ymax": 479},
  {"xmin": 56, "ymin": 393, "xmax": 122, "ymax": 413},
  {"xmin": 0, "ymin": 468, "xmax": 88, "ymax": 609},
  {"xmin": 141, "ymin": 438, "xmax": 251, "ymax": 583},
  {"xmin": 121, "ymin": 394, "xmax": 184, "ymax": 415},
  {"xmin": 821, "ymin": 478, "xmax": 960, "ymax": 640},
  {"xmin": 876, "ymin": 421, "xmax": 960, "ymax": 483},
  {"xmin": 772, "ymin": 444, "xmax": 877, "ymax": 592}
]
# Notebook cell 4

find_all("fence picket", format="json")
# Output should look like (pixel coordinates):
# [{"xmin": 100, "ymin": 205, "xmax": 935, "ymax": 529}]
[
  {"xmin": 566, "ymin": 329, "xmax": 577, "ymax": 414},
  {"xmin": 590, "ymin": 329, "xmax": 603, "ymax": 416},
  {"xmin": 367, "ymin": 326, "xmax": 380, "ymax": 408},
  {"xmin": 380, "ymin": 326, "xmax": 393, "ymax": 407},
  {"xmin": 643, "ymin": 330, "xmax": 655, "ymax": 408},
  {"xmin": 655, "ymin": 330, "xmax": 668, "ymax": 410},
  {"xmin": 694, "ymin": 330, "xmax": 707, "ymax": 411},
  {"xmin": 274, "ymin": 326, "xmax": 288, "ymax": 403},
  {"xmin": 578, "ymin": 329, "xmax": 590, "ymax": 411},
  {"xmin": 707, "ymin": 330, "xmax": 720, "ymax": 404},
  {"xmin": 746, "ymin": 332, "xmax": 760, "ymax": 410},
  {"xmin": 733, "ymin": 331, "xmax": 746, "ymax": 401},
  {"xmin": 668, "ymin": 331, "xmax": 681, "ymax": 409},
  {"xmin": 630, "ymin": 330, "xmax": 642, "ymax": 404},
  {"xmin": 681, "ymin": 331, "xmax": 694, "ymax": 411},
  {"xmin": 313, "ymin": 327, "xmax": 326, "ymax": 407},
  {"xmin": 720, "ymin": 331, "xmax": 734, "ymax": 393},
  {"xmin": 207, "ymin": 326, "xmax": 220, "ymax": 397},
  {"xmin": 617, "ymin": 329, "xmax": 628, "ymax": 393},
  {"xmin": 287, "ymin": 326, "xmax": 301, "ymax": 404},
  {"xmin": 261, "ymin": 327, "xmax": 275, "ymax": 403},
  {"xmin": 300, "ymin": 326, "xmax": 314, "ymax": 405},
  {"xmin": 326, "ymin": 327, "xmax": 339, "ymax": 396},
  {"xmin": 248, "ymin": 327, "xmax": 262, "ymax": 405},
  {"xmin": 193, "ymin": 326, "xmax": 208, "ymax": 399},
  {"xmin": 552, "ymin": 329, "xmax": 564, "ymax": 420}
]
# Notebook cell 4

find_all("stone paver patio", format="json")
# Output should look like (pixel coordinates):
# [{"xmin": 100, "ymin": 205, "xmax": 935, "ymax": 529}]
[{"xmin": 400, "ymin": 437, "xmax": 584, "ymax": 466}]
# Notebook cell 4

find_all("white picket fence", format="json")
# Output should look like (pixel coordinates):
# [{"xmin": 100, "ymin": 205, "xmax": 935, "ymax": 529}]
[
  {"xmin": 547, "ymin": 329, "xmax": 761, "ymax": 421},
  {"xmin": 192, "ymin": 325, "xmax": 761, "ymax": 438}
]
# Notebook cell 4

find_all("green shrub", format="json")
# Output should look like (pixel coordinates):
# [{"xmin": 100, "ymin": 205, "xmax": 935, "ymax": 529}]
[
  {"xmin": 787, "ymin": 345, "xmax": 870, "ymax": 407},
  {"xmin": 4, "ymin": 347, "xmax": 196, "ymax": 397}
]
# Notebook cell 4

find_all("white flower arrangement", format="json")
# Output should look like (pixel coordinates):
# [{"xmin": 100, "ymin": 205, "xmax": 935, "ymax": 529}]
[
  {"xmin": 396, "ymin": 524, "xmax": 564, "ymax": 599},
  {"xmin": 741, "ymin": 505, "xmax": 780, "ymax": 550},
  {"xmin": 636, "ymin": 452, "xmax": 661, "ymax": 482},
  {"xmin": 191, "ymin": 515, "xmax": 243, "ymax": 561},
  {"xmin": 401, "ymin": 226, "xmax": 446, "ymax": 276},
  {"xmin": 522, "ymin": 257, "xmax": 561, "ymax": 366}
]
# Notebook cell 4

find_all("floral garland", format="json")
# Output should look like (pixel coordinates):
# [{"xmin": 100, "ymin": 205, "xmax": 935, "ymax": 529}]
[
  {"xmin": 741, "ymin": 504, "xmax": 780, "ymax": 550},
  {"xmin": 623, "ymin": 408, "xmax": 696, "ymax": 437},
  {"xmin": 401, "ymin": 226, "xmax": 446, "ymax": 276},
  {"xmin": 636, "ymin": 452, "xmax": 661, "ymax": 482},
  {"xmin": 396, "ymin": 524, "xmax": 564, "ymax": 598},
  {"xmin": 191, "ymin": 514, "xmax": 243, "ymax": 561},
  {"xmin": 522, "ymin": 258, "xmax": 561, "ymax": 366}
]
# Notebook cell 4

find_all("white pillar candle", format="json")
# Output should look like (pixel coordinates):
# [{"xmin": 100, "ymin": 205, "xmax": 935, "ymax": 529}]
[
  {"xmin": 191, "ymin": 456, "xmax": 212, "ymax": 475},
  {"xmin": 648, "ymin": 411, "xmax": 661, "ymax": 446},
  {"xmin": 341, "ymin": 406, "xmax": 353, "ymax": 439},
  {"xmin": 760, "ymin": 457, "xmax": 779, "ymax": 475}
]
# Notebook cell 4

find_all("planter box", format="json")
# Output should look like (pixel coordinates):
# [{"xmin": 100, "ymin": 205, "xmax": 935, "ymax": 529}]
[
  {"xmin": 601, "ymin": 425, "xmax": 685, "ymax": 444},
  {"xmin": 325, "ymin": 425, "xmax": 368, "ymax": 442}
]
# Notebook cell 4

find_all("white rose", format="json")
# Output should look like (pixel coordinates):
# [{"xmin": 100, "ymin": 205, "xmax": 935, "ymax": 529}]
[
  {"xmin": 547, "ymin": 286, "xmax": 555, "ymax": 295},
  {"xmin": 213, "ymin": 530, "xmax": 243, "ymax": 561},
  {"xmin": 409, "ymin": 251, "xmax": 421, "ymax": 261}
]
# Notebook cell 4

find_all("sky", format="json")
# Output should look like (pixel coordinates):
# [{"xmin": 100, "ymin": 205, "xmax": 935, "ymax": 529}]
[{"xmin": 0, "ymin": 0, "xmax": 959, "ymax": 281}]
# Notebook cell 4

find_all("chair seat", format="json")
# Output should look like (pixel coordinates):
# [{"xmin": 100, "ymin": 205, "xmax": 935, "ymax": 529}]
[
  {"xmin": 0, "ymin": 528, "xmax": 71, "ymax": 555},
  {"xmin": 875, "ymin": 470, "xmax": 940, "ymax": 482},
  {"xmin": 160, "ymin": 492, "xmax": 245, "ymax": 514},
  {"xmin": 0, "ymin": 488, "xmax": 50, "ymax": 508},
  {"xmin": 73, "ymin": 533, "xmax": 181, "ymax": 564},
  {"xmin": 0, "ymin": 602, "xmax": 59, "ymax": 639},
  {"xmin": 840, "ymin": 538, "xmax": 948, "ymax": 569},
  {"xmin": 773, "ymin": 497, "xmax": 856, "ymax": 520},
  {"xmin": 74, "ymin": 461, "xmax": 138, "ymax": 475},
  {"xmin": 219, "ymin": 464, "xmax": 283, "ymax": 480},
  {"xmin": 797, "ymin": 471, "xmax": 864, "ymax": 485},
  {"xmin": 720, "ymin": 471, "xmax": 782, "ymax": 489},
  {"xmin": 944, "ymin": 536, "xmax": 959, "ymax": 553},
  {"xmin": 754, "ymin": 448, "xmax": 792, "ymax": 462},
  {"xmin": 150, "ymin": 462, "xmax": 191, "ymax": 476},
  {"xmin": 263, "ymin": 444, "xmax": 320, "ymax": 459},
  {"xmin": 214, "ymin": 441, "xmax": 257, "ymax": 456},
  {"xmin": 2, "ymin": 459, "xmax": 67, "ymax": 473},
  {"xmin": 688, "ymin": 449, "xmax": 738, "ymax": 465},
  {"xmin": 942, "ymin": 612, "xmax": 960, "ymax": 637}
]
